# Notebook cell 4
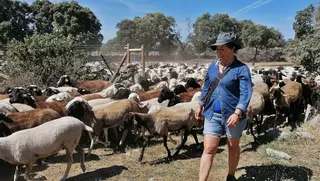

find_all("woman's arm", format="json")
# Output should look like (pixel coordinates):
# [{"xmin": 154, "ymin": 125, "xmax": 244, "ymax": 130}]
[
  {"xmin": 235, "ymin": 65, "xmax": 253, "ymax": 114},
  {"xmin": 198, "ymin": 64, "xmax": 214, "ymax": 106}
]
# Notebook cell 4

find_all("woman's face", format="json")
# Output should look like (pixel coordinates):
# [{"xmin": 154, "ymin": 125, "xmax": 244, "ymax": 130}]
[{"xmin": 216, "ymin": 45, "xmax": 234, "ymax": 63}]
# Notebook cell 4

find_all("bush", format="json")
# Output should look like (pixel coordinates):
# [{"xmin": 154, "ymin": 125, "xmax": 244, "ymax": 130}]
[{"xmin": 3, "ymin": 33, "xmax": 89, "ymax": 87}]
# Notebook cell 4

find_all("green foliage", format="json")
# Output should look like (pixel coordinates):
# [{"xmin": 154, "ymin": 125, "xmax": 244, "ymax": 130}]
[
  {"xmin": 190, "ymin": 13, "xmax": 238, "ymax": 55},
  {"xmin": 293, "ymin": 4, "xmax": 315, "ymax": 39},
  {"xmin": 4, "ymin": 33, "xmax": 88, "ymax": 86},
  {"xmin": 0, "ymin": 0, "xmax": 32, "ymax": 44},
  {"xmin": 0, "ymin": 0, "xmax": 102, "ymax": 45},
  {"xmin": 289, "ymin": 32, "xmax": 320, "ymax": 74},
  {"xmin": 100, "ymin": 37, "xmax": 123, "ymax": 55},
  {"xmin": 30, "ymin": 0, "xmax": 54, "ymax": 34},
  {"xmin": 51, "ymin": 1, "xmax": 103, "ymax": 44},
  {"xmin": 287, "ymin": 2, "xmax": 320, "ymax": 73},
  {"xmin": 115, "ymin": 12, "xmax": 176, "ymax": 54}
]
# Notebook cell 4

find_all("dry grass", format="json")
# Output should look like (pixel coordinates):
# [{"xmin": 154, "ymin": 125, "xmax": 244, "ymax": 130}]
[{"xmin": 1, "ymin": 119, "xmax": 319, "ymax": 181}]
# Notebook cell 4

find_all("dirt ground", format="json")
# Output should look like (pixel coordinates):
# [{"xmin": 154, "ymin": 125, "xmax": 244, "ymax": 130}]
[{"xmin": 0, "ymin": 117, "xmax": 319, "ymax": 181}]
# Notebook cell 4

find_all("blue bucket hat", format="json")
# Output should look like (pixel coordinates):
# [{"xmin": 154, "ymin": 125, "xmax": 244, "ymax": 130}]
[{"xmin": 210, "ymin": 32, "xmax": 242, "ymax": 51}]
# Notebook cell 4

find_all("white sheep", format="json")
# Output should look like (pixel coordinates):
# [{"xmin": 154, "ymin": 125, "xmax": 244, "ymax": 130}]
[
  {"xmin": 0, "ymin": 117, "xmax": 93, "ymax": 181},
  {"xmin": 129, "ymin": 83, "xmax": 144, "ymax": 93},
  {"xmin": 11, "ymin": 103, "xmax": 34, "ymax": 112},
  {"xmin": 0, "ymin": 102, "xmax": 18, "ymax": 115},
  {"xmin": 98, "ymin": 83, "xmax": 124, "ymax": 98},
  {"xmin": 45, "ymin": 92, "xmax": 73, "ymax": 102},
  {"xmin": 88, "ymin": 98, "xmax": 115, "ymax": 107},
  {"xmin": 246, "ymin": 91, "xmax": 265, "ymax": 142},
  {"xmin": 169, "ymin": 78, "xmax": 178, "ymax": 91}
]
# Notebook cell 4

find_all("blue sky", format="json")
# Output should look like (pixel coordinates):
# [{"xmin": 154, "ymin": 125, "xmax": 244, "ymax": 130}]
[{"xmin": 24, "ymin": 0, "xmax": 319, "ymax": 43}]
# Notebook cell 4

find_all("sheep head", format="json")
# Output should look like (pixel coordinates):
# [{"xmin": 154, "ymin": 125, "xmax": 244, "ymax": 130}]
[
  {"xmin": 27, "ymin": 85, "xmax": 42, "ymax": 96},
  {"xmin": 57, "ymin": 75, "xmax": 76, "ymax": 87},
  {"xmin": 42, "ymin": 87, "xmax": 60, "ymax": 96},
  {"xmin": 158, "ymin": 87, "xmax": 174, "ymax": 103},
  {"xmin": 9, "ymin": 89, "xmax": 36, "ymax": 108}
]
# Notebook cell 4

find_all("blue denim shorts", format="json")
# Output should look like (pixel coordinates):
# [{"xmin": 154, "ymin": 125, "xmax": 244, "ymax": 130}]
[{"xmin": 203, "ymin": 112, "xmax": 247, "ymax": 138}]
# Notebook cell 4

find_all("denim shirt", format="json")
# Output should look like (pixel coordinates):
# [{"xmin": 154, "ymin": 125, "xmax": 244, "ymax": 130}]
[{"xmin": 198, "ymin": 56, "xmax": 252, "ymax": 121}]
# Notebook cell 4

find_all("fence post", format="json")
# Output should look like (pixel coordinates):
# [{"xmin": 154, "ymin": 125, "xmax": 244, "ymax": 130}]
[
  {"xmin": 141, "ymin": 45, "xmax": 145, "ymax": 72},
  {"xmin": 126, "ymin": 44, "xmax": 130, "ymax": 64}
]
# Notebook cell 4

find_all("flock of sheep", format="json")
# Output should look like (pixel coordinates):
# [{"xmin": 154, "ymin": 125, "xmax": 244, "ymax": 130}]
[{"xmin": 0, "ymin": 61, "xmax": 319, "ymax": 181}]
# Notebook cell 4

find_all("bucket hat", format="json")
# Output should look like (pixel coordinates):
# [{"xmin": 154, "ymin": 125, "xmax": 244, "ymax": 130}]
[{"xmin": 210, "ymin": 32, "xmax": 242, "ymax": 51}]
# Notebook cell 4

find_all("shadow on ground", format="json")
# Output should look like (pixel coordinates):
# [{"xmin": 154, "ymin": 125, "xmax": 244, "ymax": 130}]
[
  {"xmin": 45, "ymin": 153, "xmax": 100, "ymax": 164},
  {"xmin": 66, "ymin": 165, "xmax": 128, "ymax": 181},
  {"xmin": 145, "ymin": 141, "xmax": 223, "ymax": 165},
  {"xmin": 237, "ymin": 164, "xmax": 312, "ymax": 181}
]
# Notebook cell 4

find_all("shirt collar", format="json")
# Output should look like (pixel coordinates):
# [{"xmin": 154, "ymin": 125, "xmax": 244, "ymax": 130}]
[{"xmin": 215, "ymin": 56, "xmax": 236, "ymax": 68}]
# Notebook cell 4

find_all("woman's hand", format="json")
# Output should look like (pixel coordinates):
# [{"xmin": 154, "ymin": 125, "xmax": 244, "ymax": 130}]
[
  {"xmin": 227, "ymin": 113, "xmax": 240, "ymax": 128},
  {"xmin": 195, "ymin": 104, "xmax": 203, "ymax": 120}
]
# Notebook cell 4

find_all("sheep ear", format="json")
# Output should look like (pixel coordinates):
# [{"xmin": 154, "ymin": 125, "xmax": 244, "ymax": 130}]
[
  {"xmin": 139, "ymin": 102, "xmax": 149, "ymax": 109},
  {"xmin": 0, "ymin": 114, "xmax": 13, "ymax": 123}
]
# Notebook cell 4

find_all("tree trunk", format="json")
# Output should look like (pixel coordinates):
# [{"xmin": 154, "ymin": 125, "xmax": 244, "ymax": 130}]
[{"xmin": 253, "ymin": 46, "xmax": 258, "ymax": 60}]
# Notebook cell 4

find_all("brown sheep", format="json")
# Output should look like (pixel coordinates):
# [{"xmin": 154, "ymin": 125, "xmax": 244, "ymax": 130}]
[
  {"xmin": 88, "ymin": 99, "xmax": 149, "ymax": 154},
  {"xmin": 0, "ymin": 94, "xmax": 9, "ymax": 100},
  {"xmin": 138, "ymin": 88, "xmax": 164, "ymax": 101},
  {"xmin": 123, "ymin": 106, "xmax": 200, "ymax": 162},
  {"xmin": 80, "ymin": 93, "xmax": 104, "ymax": 101},
  {"xmin": 57, "ymin": 75, "xmax": 112, "ymax": 93},
  {"xmin": 0, "ymin": 108, "xmax": 61, "ymax": 133},
  {"xmin": 252, "ymin": 82, "xmax": 273, "ymax": 114},
  {"xmin": 9, "ymin": 90, "xmax": 67, "ymax": 116},
  {"xmin": 270, "ymin": 81, "xmax": 303, "ymax": 130}
]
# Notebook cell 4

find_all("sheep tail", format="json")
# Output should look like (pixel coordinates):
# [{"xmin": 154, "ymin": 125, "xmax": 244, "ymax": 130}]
[{"xmin": 83, "ymin": 125, "xmax": 94, "ymax": 133}]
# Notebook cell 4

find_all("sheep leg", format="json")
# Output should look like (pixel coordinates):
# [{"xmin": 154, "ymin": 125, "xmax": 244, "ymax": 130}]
[
  {"xmin": 113, "ymin": 127, "xmax": 119, "ymax": 141},
  {"xmin": 190, "ymin": 130, "xmax": 200, "ymax": 149},
  {"xmin": 23, "ymin": 163, "xmax": 47, "ymax": 181},
  {"xmin": 139, "ymin": 136, "xmax": 151, "ymax": 162},
  {"xmin": 172, "ymin": 128, "xmax": 189, "ymax": 157},
  {"xmin": 14, "ymin": 165, "xmax": 20, "ymax": 181},
  {"xmin": 119, "ymin": 129, "xmax": 128, "ymax": 147},
  {"xmin": 75, "ymin": 146, "xmax": 86, "ymax": 173},
  {"xmin": 273, "ymin": 109, "xmax": 279, "ymax": 130},
  {"xmin": 250, "ymin": 123, "xmax": 258, "ymax": 143},
  {"xmin": 168, "ymin": 134, "xmax": 177, "ymax": 145},
  {"xmin": 87, "ymin": 133, "xmax": 97, "ymax": 155},
  {"xmin": 163, "ymin": 136, "xmax": 172, "ymax": 159},
  {"xmin": 60, "ymin": 148, "xmax": 74, "ymax": 181}
]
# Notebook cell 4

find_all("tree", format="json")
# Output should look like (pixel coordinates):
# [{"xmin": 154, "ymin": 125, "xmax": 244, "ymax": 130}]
[
  {"xmin": 30, "ymin": 0, "xmax": 54, "ymax": 34},
  {"xmin": 31, "ymin": 1, "xmax": 103, "ymax": 44},
  {"xmin": 0, "ymin": 0, "xmax": 32, "ymax": 44},
  {"xmin": 293, "ymin": 4, "xmax": 315, "ymax": 39},
  {"xmin": 190, "ymin": 13, "xmax": 237, "ymax": 55},
  {"xmin": 240, "ymin": 20, "xmax": 284, "ymax": 60},
  {"xmin": 100, "ymin": 37, "xmax": 123, "ymax": 55},
  {"xmin": 173, "ymin": 17, "xmax": 194, "ymax": 56},
  {"xmin": 294, "ymin": 32, "xmax": 320, "ymax": 74},
  {"xmin": 4, "ymin": 33, "xmax": 88, "ymax": 86},
  {"xmin": 115, "ymin": 12, "xmax": 176, "ymax": 55},
  {"xmin": 116, "ymin": 19, "xmax": 138, "ymax": 47}
]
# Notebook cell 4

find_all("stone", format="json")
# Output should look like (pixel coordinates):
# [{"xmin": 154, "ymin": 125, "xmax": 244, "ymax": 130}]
[
  {"xmin": 277, "ymin": 131, "xmax": 293, "ymax": 141},
  {"xmin": 266, "ymin": 148, "xmax": 292, "ymax": 160},
  {"xmin": 295, "ymin": 132, "xmax": 316, "ymax": 140}
]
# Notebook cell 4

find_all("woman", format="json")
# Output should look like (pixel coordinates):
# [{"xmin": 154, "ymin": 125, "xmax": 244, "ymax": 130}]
[{"xmin": 196, "ymin": 32, "xmax": 252, "ymax": 181}]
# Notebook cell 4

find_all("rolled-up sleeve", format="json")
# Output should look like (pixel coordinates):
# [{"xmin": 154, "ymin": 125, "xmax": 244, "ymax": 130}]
[
  {"xmin": 236, "ymin": 66, "xmax": 252, "ymax": 113},
  {"xmin": 198, "ymin": 64, "xmax": 214, "ymax": 106}
]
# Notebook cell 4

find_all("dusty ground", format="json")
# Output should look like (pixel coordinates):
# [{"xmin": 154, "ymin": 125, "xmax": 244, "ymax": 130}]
[{"xmin": 0, "ymin": 117, "xmax": 319, "ymax": 181}]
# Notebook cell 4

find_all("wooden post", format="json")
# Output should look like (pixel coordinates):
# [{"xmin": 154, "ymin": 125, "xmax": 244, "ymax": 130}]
[
  {"xmin": 141, "ymin": 45, "xmax": 145, "ymax": 72},
  {"xmin": 126, "ymin": 43, "xmax": 130, "ymax": 63}
]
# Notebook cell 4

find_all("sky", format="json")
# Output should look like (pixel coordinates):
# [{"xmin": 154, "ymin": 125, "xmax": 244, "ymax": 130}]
[{"xmin": 23, "ymin": 0, "xmax": 319, "ymax": 43}]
